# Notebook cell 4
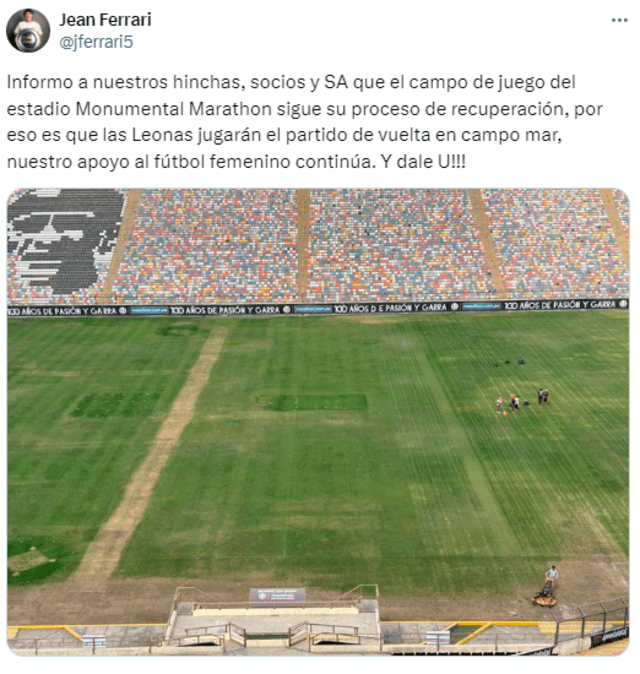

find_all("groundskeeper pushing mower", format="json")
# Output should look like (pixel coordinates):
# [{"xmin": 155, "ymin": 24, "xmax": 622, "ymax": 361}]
[{"xmin": 532, "ymin": 565, "xmax": 558, "ymax": 607}]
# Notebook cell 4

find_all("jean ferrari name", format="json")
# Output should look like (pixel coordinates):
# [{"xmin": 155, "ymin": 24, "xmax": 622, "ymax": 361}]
[{"xmin": 60, "ymin": 12, "xmax": 152, "ymax": 26}]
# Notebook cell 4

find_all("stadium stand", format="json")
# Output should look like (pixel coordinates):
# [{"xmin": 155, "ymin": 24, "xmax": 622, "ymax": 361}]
[
  {"xmin": 8, "ymin": 189, "xmax": 29, "ymax": 206},
  {"xmin": 306, "ymin": 189, "xmax": 496, "ymax": 302},
  {"xmin": 7, "ymin": 189, "xmax": 629, "ymax": 306},
  {"xmin": 7, "ymin": 189, "xmax": 127, "ymax": 305},
  {"xmin": 612, "ymin": 189, "xmax": 630, "ymax": 240},
  {"xmin": 481, "ymin": 189, "xmax": 629, "ymax": 298},
  {"xmin": 467, "ymin": 189, "xmax": 507, "ymax": 298},
  {"xmin": 110, "ymin": 189, "xmax": 298, "ymax": 304}
]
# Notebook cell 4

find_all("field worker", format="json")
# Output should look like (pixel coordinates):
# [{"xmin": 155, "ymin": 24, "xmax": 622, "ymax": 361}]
[
  {"xmin": 537, "ymin": 388, "xmax": 544, "ymax": 404},
  {"xmin": 543, "ymin": 389, "xmax": 549, "ymax": 405},
  {"xmin": 545, "ymin": 565, "xmax": 558, "ymax": 585},
  {"xmin": 496, "ymin": 396, "xmax": 502, "ymax": 414}
]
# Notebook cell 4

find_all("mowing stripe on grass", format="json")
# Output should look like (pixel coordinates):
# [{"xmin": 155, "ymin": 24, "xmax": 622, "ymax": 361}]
[
  {"xmin": 377, "ymin": 322, "xmax": 519, "ymax": 557},
  {"xmin": 70, "ymin": 328, "xmax": 228, "ymax": 583},
  {"xmin": 70, "ymin": 312, "xmax": 625, "ymax": 600}
]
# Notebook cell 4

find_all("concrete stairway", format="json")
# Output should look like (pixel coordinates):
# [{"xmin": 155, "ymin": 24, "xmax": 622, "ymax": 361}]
[
  {"xmin": 599, "ymin": 189, "xmax": 629, "ymax": 267},
  {"xmin": 100, "ymin": 189, "xmax": 143, "ymax": 304},
  {"xmin": 297, "ymin": 189, "xmax": 310, "ymax": 302},
  {"xmin": 467, "ymin": 189, "xmax": 506, "ymax": 299}
]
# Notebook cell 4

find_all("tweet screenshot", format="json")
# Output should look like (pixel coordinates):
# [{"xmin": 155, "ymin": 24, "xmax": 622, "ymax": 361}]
[{"xmin": 2, "ymin": 1, "xmax": 633, "ymax": 666}]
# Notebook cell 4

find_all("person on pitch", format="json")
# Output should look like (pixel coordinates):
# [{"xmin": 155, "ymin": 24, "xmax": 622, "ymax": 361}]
[{"xmin": 545, "ymin": 565, "xmax": 558, "ymax": 586}]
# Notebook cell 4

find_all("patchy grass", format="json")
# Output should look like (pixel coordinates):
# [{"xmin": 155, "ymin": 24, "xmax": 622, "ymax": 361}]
[
  {"xmin": 113, "ymin": 312, "xmax": 627, "ymax": 597},
  {"xmin": 7, "ymin": 317, "xmax": 214, "ymax": 584},
  {"xmin": 8, "ymin": 313, "xmax": 628, "ymax": 595}
]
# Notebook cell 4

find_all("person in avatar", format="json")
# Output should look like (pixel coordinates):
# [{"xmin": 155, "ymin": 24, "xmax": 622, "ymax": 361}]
[{"xmin": 13, "ymin": 9, "xmax": 43, "ymax": 48}]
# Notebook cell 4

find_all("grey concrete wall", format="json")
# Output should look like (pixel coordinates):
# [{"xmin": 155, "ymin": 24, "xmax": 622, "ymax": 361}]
[{"xmin": 554, "ymin": 638, "xmax": 592, "ymax": 656}]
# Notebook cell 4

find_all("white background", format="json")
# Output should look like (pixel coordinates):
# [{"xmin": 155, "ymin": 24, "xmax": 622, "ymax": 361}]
[{"xmin": 1, "ymin": 2, "xmax": 636, "ymax": 672}]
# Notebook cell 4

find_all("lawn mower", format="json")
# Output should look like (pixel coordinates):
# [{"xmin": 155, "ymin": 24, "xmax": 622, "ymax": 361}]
[{"xmin": 532, "ymin": 580, "xmax": 557, "ymax": 607}]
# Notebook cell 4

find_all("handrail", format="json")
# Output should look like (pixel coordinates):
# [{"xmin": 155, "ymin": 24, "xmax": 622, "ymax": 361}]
[
  {"xmin": 168, "ymin": 620, "xmax": 246, "ymax": 647},
  {"xmin": 184, "ymin": 624, "xmax": 229, "ymax": 637},
  {"xmin": 288, "ymin": 621, "xmax": 360, "ymax": 647},
  {"xmin": 167, "ymin": 634, "xmax": 223, "ymax": 647},
  {"xmin": 307, "ymin": 623, "xmax": 358, "ymax": 634},
  {"xmin": 323, "ymin": 584, "xmax": 379, "ymax": 607},
  {"xmin": 289, "ymin": 620, "xmax": 310, "ymax": 635},
  {"xmin": 310, "ymin": 632, "xmax": 382, "ymax": 647}
]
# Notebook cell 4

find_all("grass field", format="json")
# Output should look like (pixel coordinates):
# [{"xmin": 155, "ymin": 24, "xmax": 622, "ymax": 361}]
[{"xmin": 7, "ymin": 311, "xmax": 628, "ymax": 601}]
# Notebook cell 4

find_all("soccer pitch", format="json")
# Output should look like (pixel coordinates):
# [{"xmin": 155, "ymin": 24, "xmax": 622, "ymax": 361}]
[{"xmin": 7, "ymin": 311, "xmax": 628, "ymax": 603}]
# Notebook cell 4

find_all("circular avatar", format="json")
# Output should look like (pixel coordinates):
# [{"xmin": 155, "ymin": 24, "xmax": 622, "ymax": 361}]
[{"xmin": 7, "ymin": 8, "xmax": 49, "ymax": 52}]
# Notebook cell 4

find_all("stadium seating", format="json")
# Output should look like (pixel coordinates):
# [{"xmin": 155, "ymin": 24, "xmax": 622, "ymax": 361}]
[
  {"xmin": 110, "ymin": 189, "xmax": 298, "ymax": 304},
  {"xmin": 7, "ymin": 188, "xmax": 127, "ymax": 305},
  {"xmin": 481, "ymin": 189, "xmax": 629, "ymax": 298},
  {"xmin": 6, "ymin": 189, "xmax": 629, "ymax": 306},
  {"xmin": 613, "ymin": 190, "xmax": 630, "ymax": 239},
  {"xmin": 306, "ymin": 189, "xmax": 496, "ymax": 301}
]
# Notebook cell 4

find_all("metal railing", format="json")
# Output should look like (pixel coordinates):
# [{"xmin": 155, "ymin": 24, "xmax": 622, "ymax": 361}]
[
  {"xmin": 551, "ymin": 597, "xmax": 629, "ymax": 645},
  {"xmin": 383, "ymin": 600, "xmax": 629, "ymax": 655},
  {"xmin": 166, "ymin": 624, "xmax": 227, "ymax": 648},
  {"xmin": 387, "ymin": 630, "xmax": 552, "ymax": 652},
  {"xmin": 310, "ymin": 632, "xmax": 382, "ymax": 648},
  {"xmin": 10, "ymin": 635, "xmax": 163, "ymax": 654},
  {"xmin": 288, "ymin": 621, "xmax": 359, "ymax": 644},
  {"xmin": 321, "ymin": 584, "xmax": 379, "ymax": 607}
]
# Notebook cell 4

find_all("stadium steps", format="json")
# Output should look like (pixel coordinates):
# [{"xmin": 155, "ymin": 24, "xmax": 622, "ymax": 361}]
[
  {"xmin": 297, "ymin": 188, "xmax": 310, "ymax": 301},
  {"xmin": 599, "ymin": 189, "xmax": 629, "ymax": 267},
  {"xmin": 177, "ymin": 602, "xmax": 192, "ymax": 615},
  {"xmin": 361, "ymin": 599, "xmax": 378, "ymax": 613},
  {"xmin": 467, "ymin": 189, "xmax": 507, "ymax": 298},
  {"xmin": 100, "ymin": 189, "xmax": 143, "ymax": 304}
]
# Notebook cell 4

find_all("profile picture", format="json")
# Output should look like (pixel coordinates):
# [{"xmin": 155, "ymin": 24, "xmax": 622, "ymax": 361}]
[
  {"xmin": 6, "ymin": 8, "xmax": 50, "ymax": 52},
  {"xmin": 8, "ymin": 189, "xmax": 126, "ymax": 295}
]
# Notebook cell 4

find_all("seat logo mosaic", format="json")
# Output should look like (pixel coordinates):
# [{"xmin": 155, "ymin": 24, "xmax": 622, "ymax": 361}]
[{"xmin": 8, "ymin": 189, "xmax": 125, "ymax": 296}]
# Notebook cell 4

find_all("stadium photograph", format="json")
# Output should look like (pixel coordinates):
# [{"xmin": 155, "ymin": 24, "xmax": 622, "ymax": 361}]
[{"xmin": 6, "ymin": 188, "xmax": 629, "ymax": 655}]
